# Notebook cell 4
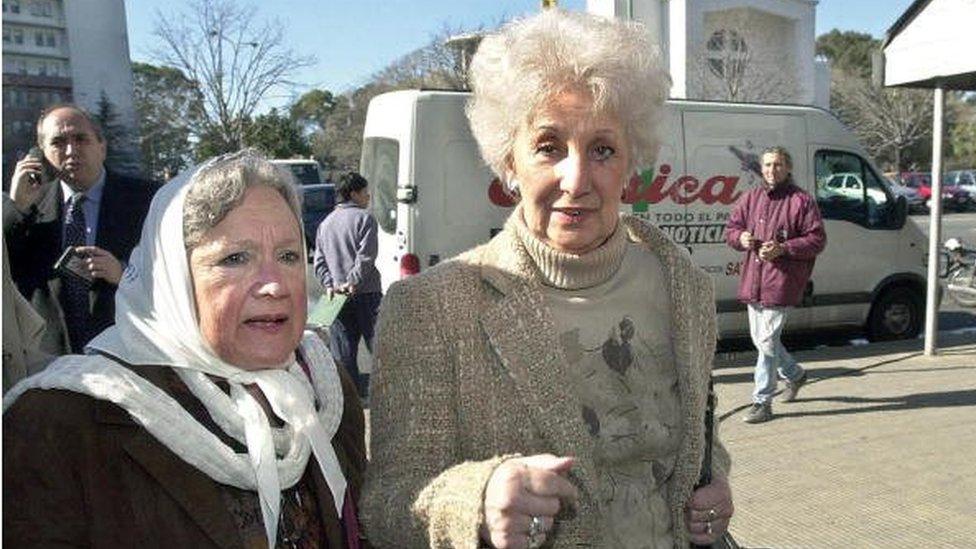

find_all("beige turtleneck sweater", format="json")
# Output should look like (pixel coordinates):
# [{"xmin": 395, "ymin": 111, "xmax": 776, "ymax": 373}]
[{"xmin": 513, "ymin": 214, "xmax": 682, "ymax": 549}]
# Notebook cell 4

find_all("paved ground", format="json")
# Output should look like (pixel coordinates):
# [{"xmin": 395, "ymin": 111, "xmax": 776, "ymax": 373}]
[
  {"xmin": 359, "ymin": 332, "xmax": 974, "ymax": 547},
  {"xmin": 713, "ymin": 332, "xmax": 975, "ymax": 549}
]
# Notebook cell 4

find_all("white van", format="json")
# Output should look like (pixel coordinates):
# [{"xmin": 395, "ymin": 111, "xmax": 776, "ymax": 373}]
[{"xmin": 361, "ymin": 90, "xmax": 928, "ymax": 341}]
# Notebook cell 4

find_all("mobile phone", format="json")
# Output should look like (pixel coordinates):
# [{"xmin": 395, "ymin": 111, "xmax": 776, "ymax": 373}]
[
  {"xmin": 53, "ymin": 246, "xmax": 93, "ymax": 284},
  {"xmin": 25, "ymin": 146, "xmax": 58, "ymax": 185}
]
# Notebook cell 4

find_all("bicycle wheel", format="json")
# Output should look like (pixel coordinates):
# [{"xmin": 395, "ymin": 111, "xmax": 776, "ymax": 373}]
[{"xmin": 947, "ymin": 265, "xmax": 976, "ymax": 308}]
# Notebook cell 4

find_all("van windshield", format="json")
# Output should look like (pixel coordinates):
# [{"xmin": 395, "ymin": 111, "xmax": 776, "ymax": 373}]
[{"xmin": 361, "ymin": 137, "xmax": 399, "ymax": 234}]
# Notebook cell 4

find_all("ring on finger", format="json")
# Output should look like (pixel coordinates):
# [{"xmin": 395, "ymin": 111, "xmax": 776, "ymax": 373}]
[
  {"xmin": 707, "ymin": 508, "xmax": 717, "ymax": 521},
  {"xmin": 527, "ymin": 515, "xmax": 546, "ymax": 549},
  {"xmin": 705, "ymin": 521, "xmax": 713, "ymax": 536}
]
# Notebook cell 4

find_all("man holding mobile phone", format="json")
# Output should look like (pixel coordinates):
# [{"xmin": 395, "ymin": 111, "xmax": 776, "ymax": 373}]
[{"xmin": 3, "ymin": 104, "xmax": 158, "ymax": 354}]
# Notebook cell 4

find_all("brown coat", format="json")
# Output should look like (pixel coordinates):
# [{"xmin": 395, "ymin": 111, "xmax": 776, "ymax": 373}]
[
  {"xmin": 2, "ymin": 360, "xmax": 368, "ymax": 549},
  {"xmin": 361, "ymin": 215, "xmax": 731, "ymax": 548}
]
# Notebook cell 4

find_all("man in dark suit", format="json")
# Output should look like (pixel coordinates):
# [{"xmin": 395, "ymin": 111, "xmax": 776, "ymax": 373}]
[{"xmin": 3, "ymin": 104, "xmax": 157, "ymax": 354}]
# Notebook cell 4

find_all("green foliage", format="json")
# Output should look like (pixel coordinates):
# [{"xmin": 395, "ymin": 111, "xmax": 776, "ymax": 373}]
[
  {"xmin": 245, "ymin": 109, "xmax": 311, "ymax": 159},
  {"xmin": 193, "ymin": 109, "xmax": 311, "ymax": 161},
  {"xmin": 93, "ymin": 91, "xmax": 140, "ymax": 175},
  {"xmin": 132, "ymin": 62, "xmax": 204, "ymax": 180},
  {"xmin": 816, "ymin": 30, "xmax": 878, "ymax": 78},
  {"xmin": 290, "ymin": 89, "xmax": 337, "ymax": 132},
  {"xmin": 948, "ymin": 99, "xmax": 976, "ymax": 169}
]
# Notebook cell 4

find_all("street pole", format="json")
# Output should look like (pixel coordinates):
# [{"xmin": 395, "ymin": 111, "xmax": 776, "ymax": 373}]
[{"xmin": 924, "ymin": 85, "xmax": 944, "ymax": 356}]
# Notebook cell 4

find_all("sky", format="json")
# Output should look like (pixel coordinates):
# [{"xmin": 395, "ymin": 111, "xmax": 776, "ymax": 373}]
[{"xmin": 124, "ymin": 0, "xmax": 917, "ymax": 110}]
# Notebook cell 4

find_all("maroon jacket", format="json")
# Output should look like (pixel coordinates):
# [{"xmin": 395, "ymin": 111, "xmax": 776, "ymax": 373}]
[{"xmin": 725, "ymin": 181, "xmax": 826, "ymax": 307}]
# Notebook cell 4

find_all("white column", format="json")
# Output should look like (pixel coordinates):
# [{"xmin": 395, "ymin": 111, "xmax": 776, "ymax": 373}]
[
  {"xmin": 924, "ymin": 86, "xmax": 944, "ymax": 356},
  {"xmin": 668, "ymin": 0, "xmax": 687, "ymax": 98}
]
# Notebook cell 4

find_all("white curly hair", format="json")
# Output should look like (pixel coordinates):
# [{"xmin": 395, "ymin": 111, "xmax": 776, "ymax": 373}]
[{"xmin": 466, "ymin": 9, "xmax": 671, "ymax": 187}]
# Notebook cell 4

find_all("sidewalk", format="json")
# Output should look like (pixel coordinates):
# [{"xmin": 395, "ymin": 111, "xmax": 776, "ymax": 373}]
[{"xmin": 714, "ymin": 332, "xmax": 976, "ymax": 548}]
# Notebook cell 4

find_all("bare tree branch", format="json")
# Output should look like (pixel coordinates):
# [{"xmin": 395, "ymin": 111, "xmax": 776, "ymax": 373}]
[{"xmin": 151, "ymin": 0, "xmax": 315, "ymax": 151}]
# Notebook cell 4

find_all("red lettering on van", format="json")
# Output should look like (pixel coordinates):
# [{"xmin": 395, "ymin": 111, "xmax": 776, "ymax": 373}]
[{"xmin": 623, "ymin": 164, "xmax": 742, "ymax": 206}]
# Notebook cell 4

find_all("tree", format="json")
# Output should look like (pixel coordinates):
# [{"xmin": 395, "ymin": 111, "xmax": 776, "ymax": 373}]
[
  {"xmin": 93, "ymin": 91, "xmax": 141, "ymax": 176},
  {"xmin": 152, "ymin": 0, "xmax": 314, "ymax": 154},
  {"xmin": 290, "ymin": 89, "xmax": 337, "ymax": 134},
  {"xmin": 815, "ymin": 30, "xmax": 934, "ymax": 170},
  {"xmin": 830, "ymin": 70, "xmax": 932, "ymax": 170},
  {"xmin": 947, "ymin": 93, "xmax": 976, "ymax": 169},
  {"xmin": 815, "ymin": 30, "xmax": 877, "ymax": 78},
  {"xmin": 132, "ymin": 62, "xmax": 203, "ymax": 180},
  {"xmin": 244, "ymin": 108, "xmax": 310, "ymax": 159},
  {"xmin": 309, "ymin": 27, "xmax": 473, "ymax": 175}
]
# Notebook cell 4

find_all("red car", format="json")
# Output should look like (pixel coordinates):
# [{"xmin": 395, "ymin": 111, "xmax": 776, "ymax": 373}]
[
  {"xmin": 891, "ymin": 172, "xmax": 932, "ymax": 199},
  {"xmin": 892, "ymin": 171, "xmax": 972, "ymax": 211}
]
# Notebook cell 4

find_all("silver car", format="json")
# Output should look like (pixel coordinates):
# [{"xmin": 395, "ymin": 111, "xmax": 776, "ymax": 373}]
[{"xmin": 884, "ymin": 176, "xmax": 926, "ymax": 213}]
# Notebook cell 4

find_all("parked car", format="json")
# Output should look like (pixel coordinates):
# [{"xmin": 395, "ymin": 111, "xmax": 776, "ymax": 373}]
[
  {"xmin": 270, "ymin": 158, "xmax": 325, "ymax": 186},
  {"xmin": 884, "ymin": 176, "xmax": 926, "ymax": 213},
  {"xmin": 300, "ymin": 183, "xmax": 336, "ymax": 254},
  {"xmin": 944, "ymin": 170, "xmax": 976, "ymax": 208},
  {"xmin": 269, "ymin": 159, "xmax": 336, "ymax": 254},
  {"xmin": 890, "ymin": 171, "xmax": 932, "ymax": 199},
  {"xmin": 822, "ymin": 172, "xmax": 888, "ymax": 203},
  {"xmin": 893, "ymin": 171, "xmax": 971, "ymax": 211}
]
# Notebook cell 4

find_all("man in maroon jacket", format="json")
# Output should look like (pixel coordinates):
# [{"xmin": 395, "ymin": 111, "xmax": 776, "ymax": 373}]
[{"xmin": 725, "ymin": 146, "xmax": 826, "ymax": 424}]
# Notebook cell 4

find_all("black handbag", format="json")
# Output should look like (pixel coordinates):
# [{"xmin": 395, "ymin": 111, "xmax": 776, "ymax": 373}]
[{"xmin": 691, "ymin": 379, "xmax": 742, "ymax": 549}]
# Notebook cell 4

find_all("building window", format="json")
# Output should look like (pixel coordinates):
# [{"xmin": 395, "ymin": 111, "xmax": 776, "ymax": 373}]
[
  {"xmin": 46, "ymin": 30, "xmax": 55, "ymax": 47},
  {"xmin": 706, "ymin": 29, "xmax": 748, "ymax": 78},
  {"xmin": 2, "ymin": 28, "xmax": 10, "ymax": 43},
  {"xmin": 35, "ymin": 29, "xmax": 44, "ymax": 46},
  {"xmin": 37, "ymin": 61, "xmax": 47, "ymax": 76},
  {"xmin": 41, "ymin": 1, "xmax": 51, "ymax": 16},
  {"xmin": 13, "ymin": 28, "xmax": 24, "ymax": 44},
  {"xmin": 10, "ymin": 0, "xmax": 20, "ymax": 13}
]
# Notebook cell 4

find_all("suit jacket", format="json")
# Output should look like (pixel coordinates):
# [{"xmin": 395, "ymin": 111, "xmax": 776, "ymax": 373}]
[
  {"xmin": 3, "ymin": 359, "xmax": 369, "ymax": 549},
  {"xmin": 361, "ymin": 214, "xmax": 731, "ymax": 548},
  {"xmin": 2, "ymin": 172, "xmax": 158, "ymax": 352}
]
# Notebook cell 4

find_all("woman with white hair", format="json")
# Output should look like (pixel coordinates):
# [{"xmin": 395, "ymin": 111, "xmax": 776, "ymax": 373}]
[
  {"xmin": 4, "ymin": 150, "xmax": 367, "ymax": 548},
  {"xmin": 362, "ymin": 10, "xmax": 733, "ymax": 549}
]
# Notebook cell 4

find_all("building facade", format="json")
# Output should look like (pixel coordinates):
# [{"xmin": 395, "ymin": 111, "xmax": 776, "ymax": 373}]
[
  {"xmin": 2, "ymin": 0, "xmax": 138, "ymax": 184},
  {"xmin": 587, "ymin": 0, "xmax": 830, "ymax": 107}
]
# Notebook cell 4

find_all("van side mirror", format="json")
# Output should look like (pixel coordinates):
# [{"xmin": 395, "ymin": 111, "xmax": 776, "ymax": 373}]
[{"xmin": 890, "ymin": 195, "xmax": 907, "ymax": 229}]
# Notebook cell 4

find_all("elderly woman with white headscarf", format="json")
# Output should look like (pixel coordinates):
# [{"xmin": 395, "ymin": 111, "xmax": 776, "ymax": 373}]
[{"xmin": 3, "ymin": 150, "xmax": 367, "ymax": 548}]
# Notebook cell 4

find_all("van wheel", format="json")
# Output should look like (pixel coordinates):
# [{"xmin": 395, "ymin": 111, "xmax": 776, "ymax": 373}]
[{"xmin": 866, "ymin": 286, "xmax": 924, "ymax": 341}]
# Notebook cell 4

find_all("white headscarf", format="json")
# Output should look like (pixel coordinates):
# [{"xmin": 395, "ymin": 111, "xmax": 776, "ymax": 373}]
[{"xmin": 4, "ymin": 159, "xmax": 347, "ymax": 548}]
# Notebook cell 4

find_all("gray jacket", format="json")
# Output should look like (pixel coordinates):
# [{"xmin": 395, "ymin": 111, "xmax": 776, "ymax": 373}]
[{"xmin": 312, "ymin": 202, "xmax": 381, "ymax": 294}]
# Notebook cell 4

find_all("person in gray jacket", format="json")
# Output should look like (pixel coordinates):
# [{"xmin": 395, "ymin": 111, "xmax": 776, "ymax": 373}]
[{"xmin": 313, "ymin": 172, "xmax": 381, "ymax": 398}]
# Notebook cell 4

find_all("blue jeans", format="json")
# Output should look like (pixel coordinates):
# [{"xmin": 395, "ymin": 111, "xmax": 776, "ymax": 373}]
[
  {"xmin": 329, "ymin": 291, "xmax": 382, "ymax": 398},
  {"xmin": 747, "ymin": 303, "xmax": 805, "ymax": 404}
]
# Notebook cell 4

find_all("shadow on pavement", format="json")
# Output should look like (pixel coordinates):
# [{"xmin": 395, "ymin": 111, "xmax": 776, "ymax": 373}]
[{"xmin": 775, "ymin": 389, "xmax": 976, "ymax": 418}]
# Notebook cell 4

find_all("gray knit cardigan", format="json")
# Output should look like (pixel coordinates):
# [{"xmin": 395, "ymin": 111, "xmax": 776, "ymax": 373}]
[{"xmin": 361, "ymin": 213, "xmax": 731, "ymax": 548}]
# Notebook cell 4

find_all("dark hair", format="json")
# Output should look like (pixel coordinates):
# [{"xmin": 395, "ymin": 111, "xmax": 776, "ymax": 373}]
[
  {"xmin": 336, "ymin": 172, "xmax": 368, "ymax": 202},
  {"xmin": 35, "ymin": 103, "xmax": 105, "ymax": 147}
]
